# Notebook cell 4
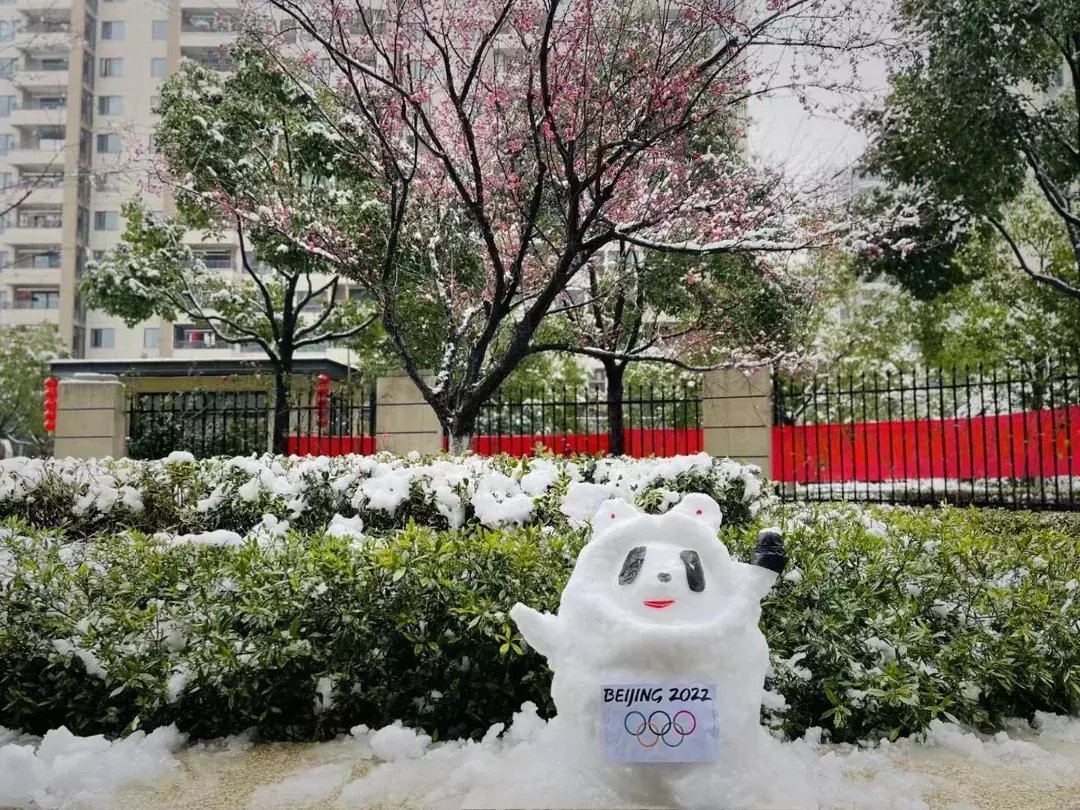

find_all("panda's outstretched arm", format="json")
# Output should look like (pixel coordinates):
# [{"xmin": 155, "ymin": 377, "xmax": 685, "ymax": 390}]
[
  {"xmin": 510, "ymin": 603, "xmax": 559, "ymax": 661},
  {"xmin": 741, "ymin": 528, "xmax": 787, "ymax": 600}
]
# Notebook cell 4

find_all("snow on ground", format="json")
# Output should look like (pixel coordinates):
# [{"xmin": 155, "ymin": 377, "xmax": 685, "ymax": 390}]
[{"xmin": 4, "ymin": 712, "xmax": 1080, "ymax": 809}]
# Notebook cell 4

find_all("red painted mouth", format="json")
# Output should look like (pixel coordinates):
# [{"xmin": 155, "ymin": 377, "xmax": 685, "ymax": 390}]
[{"xmin": 644, "ymin": 599, "xmax": 675, "ymax": 609}]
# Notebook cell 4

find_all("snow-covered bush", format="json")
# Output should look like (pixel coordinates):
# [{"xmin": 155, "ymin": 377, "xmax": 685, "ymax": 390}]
[
  {"xmin": 0, "ymin": 452, "xmax": 770, "ymax": 537},
  {"xmin": 1, "ymin": 502, "xmax": 1077, "ymax": 745},
  {"xmin": 758, "ymin": 504, "xmax": 1080, "ymax": 742}
]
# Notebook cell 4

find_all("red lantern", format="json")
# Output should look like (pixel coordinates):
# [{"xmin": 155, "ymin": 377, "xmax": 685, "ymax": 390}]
[
  {"xmin": 43, "ymin": 377, "xmax": 59, "ymax": 434},
  {"xmin": 314, "ymin": 374, "xmax": 331, "ymax": 428}
]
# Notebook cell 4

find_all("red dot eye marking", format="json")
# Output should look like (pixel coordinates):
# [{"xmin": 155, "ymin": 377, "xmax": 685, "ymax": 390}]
[
  {"xmin": 610, "ymin": 512, "xmax": 616, "ymax": 519},
  {"xmin": 695, "ymin": 509, "xmax": 703, "ymax": 515}
]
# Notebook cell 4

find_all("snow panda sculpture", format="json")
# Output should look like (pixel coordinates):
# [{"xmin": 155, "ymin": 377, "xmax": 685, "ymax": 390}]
[{"xmin": 509, "ymin": 493, "xmax": 789, "ymax": 807}]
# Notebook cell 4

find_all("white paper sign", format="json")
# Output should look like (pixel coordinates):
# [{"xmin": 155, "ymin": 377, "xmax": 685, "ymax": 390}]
[{"xmin": 600, "ymin": 682, "xmax": 719, "ymax": 763}]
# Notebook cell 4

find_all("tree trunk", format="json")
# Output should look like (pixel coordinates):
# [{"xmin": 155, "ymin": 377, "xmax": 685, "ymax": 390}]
[
  {"xmin": 447, "ymin": 432, "xmax": 472, "ymax": 455},
  {"xmin": 604, "ymin": 359, "xmax": 627, "ymax": 456},
  {"xmin": 446, "ymin": 409, "xmax": 477, "ymax": 456},
  {"xmin": 271, "ymin": 358, "xmax": 292, "ymax": 455}
]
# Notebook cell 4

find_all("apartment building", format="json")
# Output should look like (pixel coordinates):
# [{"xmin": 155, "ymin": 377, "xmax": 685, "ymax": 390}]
[{"xmin": 0, "ymin": 0, "xmax": 365, "ymax": 362}]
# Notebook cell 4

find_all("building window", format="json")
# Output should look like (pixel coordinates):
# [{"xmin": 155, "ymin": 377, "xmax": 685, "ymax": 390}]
[
  {"xmin": 30, "ymin": 251, "xmax": 61, "ymax": 268},
  {"xmin": 0, "ymin": 21, "xmax": 14, "ymax": 42},
  {"xmin": 150, "ymin": 58, "xmax": 167, "ymax": 78},
  {"xmin": 143, "ymin": 327, "xmax": 160, "ymax": 349},
  {"xmin": 101, "ymin": 21, "xmax": 124, "ymax": 40},
  {"xmin": 90, "ymin": 327, "xmax": 115, "ymax": 349},
  {"xmin": 0, "ymin": 134, "xmax": 10, "ymax": 155},
  {"xmin": 194, "ymin": 250, "xmax": 233, "ymax": 269},
  {"xmin": 0, "ymin": 172, "xmax": 11, "ymax": 188},
  {"xmin": 94, "ymin": 210, "xmax": 120, "ymax": 230},
  {"xmin": 152, "ymin": 20, "xmax": 167, "ymax": 40},
  {"xmin": 173, "ymin": 324, "xmax": 216, "ymax": 349},
  {"xmin": 96, "ymin": 133, "xmax": 122, "ymax": 154},
  {"xmin": 99, "ymin": 58, "xmax": 123, "ymax": 77},
  {"xmin": 15, "ymin": 290, "xmax": 60, "ymax": 309},
  {"xmin": 97, "ymin": 95, "xmax": 122, "ymax": 115},
  {"xmin": 0, "ymin": 250, "xmax": 7, "ymax": 268},
  {"xmin": 0, "ymin": 58, "xmax": 17, "ymax": 78},
  {"xmin": 0, "ymin": 96, "xmax": 12, "ymax": 117}
]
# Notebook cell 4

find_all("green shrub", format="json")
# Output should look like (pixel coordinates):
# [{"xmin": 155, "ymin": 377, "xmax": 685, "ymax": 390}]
[{"xmin": 1, "ymin": 503, "xmax": 1077, "ymax": 744}]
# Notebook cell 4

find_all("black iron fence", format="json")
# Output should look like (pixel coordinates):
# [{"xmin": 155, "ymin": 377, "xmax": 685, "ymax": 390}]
[
  {"xmin": 472, "ymin": 384, "xmax": 703, "ymax": 456},
  {"xmin": 773, "ymin": 359, "xmax": 1080, "ymax": 509},
  {"xmin": 127, "ymin": 385, "xmax": 376, "ymax": 460}
]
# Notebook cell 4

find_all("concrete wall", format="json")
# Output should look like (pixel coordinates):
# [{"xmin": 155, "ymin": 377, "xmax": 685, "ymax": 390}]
[
  {"xmin": 702, "ymin": 368, "xmax": 773, "ymax": 476},
  {"xmin": 48, "ymin": 369, "xmax": 774, "ymax": 464},
  {"xmin": 374, "ymin": 372, "xmax": 442, "ymax": 455},
  {"xmin": 53, "ymin": 375, "xmax": 127, "ymax": 459}
]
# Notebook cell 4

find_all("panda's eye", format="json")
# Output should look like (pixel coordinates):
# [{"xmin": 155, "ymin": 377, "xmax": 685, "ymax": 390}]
[
  {"xmin": 680, "ymin": 550, "xmax": 705, "ymax": 592},
  {"xmin": 619, "ymin": 546, "xmax": 646, "ymax": 585}
]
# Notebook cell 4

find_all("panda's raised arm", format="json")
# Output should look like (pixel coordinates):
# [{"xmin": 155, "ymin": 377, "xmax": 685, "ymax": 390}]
[
  {"xmin": 510, "ymin": 603, "xmax": 559, "ymax": 660},
  {"xmin": 739, "ymin": 528, "xmax": 787, "ymax": 599}
]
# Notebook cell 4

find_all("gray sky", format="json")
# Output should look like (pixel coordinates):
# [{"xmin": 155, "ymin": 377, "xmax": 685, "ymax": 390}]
[{"xmin": 747, "ymin": 11, "xmax": 892, "ymax": 185}]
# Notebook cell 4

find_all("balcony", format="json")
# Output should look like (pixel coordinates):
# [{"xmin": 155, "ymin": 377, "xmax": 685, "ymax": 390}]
[
  {"xmin": 20, "ymin": 179, "xmax": 66, "ymax": 206},
  {"xmin": 1, "ymin": 264, "xmax": 61, "ymax": 287},
  {"xmin": 17, "ymin": 0, "xmax": 72, "ymax": 13},
  {"xmin": 13, "ymin": 67, "xmax": 69, "ymax": 93},
  {"xmin": 181, "ymin": 9, "xmax": 242, "ymax": 38},
  {"xmin": 6, "ymin": 140, "xmax": 66, "ymax": 170},
  {"xmin": 4, "ymin": 212, "xmax": 63, "ymax": 245},
  {"xmin": 180, "ymin": 46, "xmax": 233, "ymax": 73},
  {"xmin": 0, "ymin": 305, "xmax": 60, "ymax": 327},
  {"xmin": 14, "ymin": 21, "xmax": 71, "ymax": 53},
  {"xmin": 10, "ymin": 101, "xmax": 66, "ymax": 128}
]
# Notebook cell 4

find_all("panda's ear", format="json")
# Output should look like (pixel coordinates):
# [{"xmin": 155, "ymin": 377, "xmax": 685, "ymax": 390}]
[
  {"xmin": 671, "ymin": 493, "xmax": 723, "ymax": 533},
  {"xmin": 591, "ymin": 499, "xmax": 640, "ymax": 537}
]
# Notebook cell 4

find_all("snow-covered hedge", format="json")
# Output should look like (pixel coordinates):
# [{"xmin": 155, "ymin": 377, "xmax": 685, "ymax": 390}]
[
  {"xmin": 1, "ymin": 502, "xmax": 1077, "ymax": 745},
  {"xmin": 0, "ymin": 452, "xmax": 770, "ymax": 537}
]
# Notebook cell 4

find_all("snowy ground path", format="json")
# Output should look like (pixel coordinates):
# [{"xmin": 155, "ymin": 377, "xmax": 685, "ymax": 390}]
[{"xmin": 24, "ymin": 713, "xmax": 1076, "ymax": 810}]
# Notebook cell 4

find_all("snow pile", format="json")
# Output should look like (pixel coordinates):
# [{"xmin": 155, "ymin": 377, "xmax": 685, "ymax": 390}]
[
  {"xmin": 0, "ymin": 725, "xmax": 185, "ymax": 809},
  {"xmin": 283, "ymin": 708, "xmax": 1080, "ymax": 810},
  {"xmin": 367, "ymin": 720, "xmax": 432, "ymax": 762},
  {"xmin": 325, "ymin": 513, "xmax": 366, "ymax": 541}
]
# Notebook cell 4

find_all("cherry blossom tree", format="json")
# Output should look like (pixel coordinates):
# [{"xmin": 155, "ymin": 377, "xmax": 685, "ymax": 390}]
[{"xmin": 250, "ymin": 0, "xmax": 868, "ymax": 450}]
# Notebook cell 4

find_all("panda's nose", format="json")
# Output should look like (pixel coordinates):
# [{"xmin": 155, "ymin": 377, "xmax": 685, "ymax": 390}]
[{"xmin": 657, "ymin": 572, "xmax": 671, "ymax": 583}]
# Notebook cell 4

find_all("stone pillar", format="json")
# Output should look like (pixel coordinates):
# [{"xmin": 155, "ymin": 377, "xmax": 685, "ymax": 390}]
[
  {"xmin": 375, "ymin": 372, "xmax": 443, "ymax": 455},
  {"xmin": 53, "ymin": 376, "xmax": 128, "ymax": 459},
  {"xmin": 702, "ymin": 368, "xmax": 772, "ymax": 477}
]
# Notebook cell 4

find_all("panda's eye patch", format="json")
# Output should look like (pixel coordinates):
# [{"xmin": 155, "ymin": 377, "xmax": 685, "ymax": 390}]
[
  {"xmin": 680, "ymin": 550, "xmax": 705, "ymax": 592},
  {"xmin": 619, "ymin": 546, "xmax": 646, "ymax": 585}
]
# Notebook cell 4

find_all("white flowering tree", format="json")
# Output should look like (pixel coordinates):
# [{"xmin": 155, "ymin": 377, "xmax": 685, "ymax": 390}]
[
  {"xmin": 81, "ymin": 47, "xmax": 383, "ymax": 453},
  {"xmin": 0, "ymin": 324, "xmax": 65, "ymax": 456},
  {"xmin": 528, "ymin": 243, "xmax": 809, "ymax": 452},
  {"xmin": 244, "ymin": 0, "xmax": 870, "ymax": 450}
]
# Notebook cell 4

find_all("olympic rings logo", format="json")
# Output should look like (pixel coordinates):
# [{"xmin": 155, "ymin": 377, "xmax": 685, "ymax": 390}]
[{"xmin": 623, "ymin": 709, "xmax": 697, "ymax": 748}]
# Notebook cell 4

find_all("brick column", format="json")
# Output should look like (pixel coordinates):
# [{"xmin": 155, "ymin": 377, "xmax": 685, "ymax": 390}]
[
  {"xmin": 53, "ymin": 376, "xmax": 128, "ymax": 459},
  {"xmin": 702, "ymin": 368, "xmax": 772, "ymax": 477},
  {"xmin": 375, "ymin": 372, "xmax": 443, "ymax": 455}
]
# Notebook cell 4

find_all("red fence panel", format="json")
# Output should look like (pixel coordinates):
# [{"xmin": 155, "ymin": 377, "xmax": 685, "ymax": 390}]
[
  {"xmin": 471, "ymin": 428, "xmax": 704, "ymax": 458},
  {"xmin": 288, "ymin": 435, "xmax": 378, "ymax": 457},
  {"xmin": 772, "ymin": 405, "xmax": 1080, "ymax": 483}
]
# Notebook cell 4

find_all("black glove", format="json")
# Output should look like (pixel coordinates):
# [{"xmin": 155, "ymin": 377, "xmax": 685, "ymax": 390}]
[{"xmin": 752, "ymin": 529, "xmax": 786, "ymax": 575}]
